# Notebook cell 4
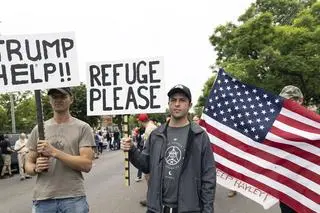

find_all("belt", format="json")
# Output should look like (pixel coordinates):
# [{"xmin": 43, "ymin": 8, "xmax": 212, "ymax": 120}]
[{"xmin": 163, "ymin": 206, "xmax": 178, "ymax": 213}]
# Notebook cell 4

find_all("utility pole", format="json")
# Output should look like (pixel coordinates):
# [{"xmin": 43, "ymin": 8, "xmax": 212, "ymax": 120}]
[{"xmin": 10, "ymin": 93, "xmax": 16, "ymax": 133}]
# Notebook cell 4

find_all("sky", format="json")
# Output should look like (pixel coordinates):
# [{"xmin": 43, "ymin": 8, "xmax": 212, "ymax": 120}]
[{"xmin": 0, "ymin": 0, "xmax": 255, "ymax": 109}]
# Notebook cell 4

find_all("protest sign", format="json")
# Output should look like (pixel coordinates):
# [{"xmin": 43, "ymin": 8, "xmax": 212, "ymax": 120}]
[
  {"xmin": 216, "ymin": 168, "xmax": 279, "ymax": 209},
  {"xmin": 87, "ymin": 57, "xmax": 165, "ymax": 116},
  {"xmin": 0, "ymin": 32, "xmax": 79, "ymax": 93}
]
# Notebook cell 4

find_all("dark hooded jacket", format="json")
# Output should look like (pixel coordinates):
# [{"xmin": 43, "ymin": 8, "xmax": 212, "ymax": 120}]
[{"xmin": 129, "ymin": 122, "xmax": 216, "ymax": 213}]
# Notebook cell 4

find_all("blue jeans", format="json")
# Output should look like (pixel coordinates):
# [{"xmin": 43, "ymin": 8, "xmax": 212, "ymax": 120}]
[{"xmin": 32, "ymin": 196, "xmax": 89, "ymax": 213}]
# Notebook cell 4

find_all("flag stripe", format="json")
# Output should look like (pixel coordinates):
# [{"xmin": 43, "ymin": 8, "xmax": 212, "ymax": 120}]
[
  {"xmin": 281, "ymin": 100, "xmax": 320, "ymax": 126},
  {"xmin": 214, "ymin": 145, "xmax": 320, "ymax": 203},
  {"xmin": 263, "ymin": 138, "xmax": 320, "ymax": 165},
  {"xmin": 215, "ymin": 155, "xmax": 319, "ymax": 213},
  {"xmin": 277, "ymin": 114, "xmax": 320, "ymax": 134},
  {"xmin": 202, "ymin": 114, "xmax": 320, "ymax": 177},
  {"xmin": 269, "ymin": 127, "xmax": 320, "ymax": 149},
  {"xmin": 208, "ymin": 129, "xmax": 320, "ymax": 189},
  {"xmin": 273, "ymin": 120, "xmax": 320, "ymax": 140}
]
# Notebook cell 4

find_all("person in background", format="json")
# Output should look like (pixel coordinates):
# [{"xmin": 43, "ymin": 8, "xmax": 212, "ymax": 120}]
[
  {"xmin": 278, "ymin": 85, "xmax": 303, "ymax": 213},
  {"xmin": 192, "ymin": 115, "xmax": 200, "ymax": 124},
  {"xmin": 134, "ymin": 127, "xmax": 145, "ymax": 182},
  {"xmin": 106, "ymin": 131, "xmax": 112, "ymax": 150},
  {"xmin": 0, "ymin": 134, "xmax": 14, "ymax": 179},
  {"xmin": 94, "ymin": 131, "xmax": 101, "ymax": 159},
  {"xmin": 113, "ymin": 129, "xmax": 121, "ymax": 150},
  {"xmin": 166, "ymin": 114, "xmax": 171, "ymax": 123},
  {"xmin": 25, "ymin": 87, "xmax": 94, "ymax": 213},
  {"xmin": 122, "ymin": 84, "xmax": 216, "ymax": 213},
  {"xmin": 97, "ymin": 131, "xmax": 104, "ymax": 154},
  {"xmin": 307, "ymin": 104, "xmax": 318, "ymax": 113},
  {"xmin": 14, "ymin": 133, "xmax": 32, "ymax": 180},
  {"xmin": 136, "ymin": 113, "xmax": 158, "ymax": 207}
]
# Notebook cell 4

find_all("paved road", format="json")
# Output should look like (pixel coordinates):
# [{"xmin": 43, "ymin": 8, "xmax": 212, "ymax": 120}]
[{"xmin": 0, "ymin": 150, "xmax": 281, "ymax": 213}]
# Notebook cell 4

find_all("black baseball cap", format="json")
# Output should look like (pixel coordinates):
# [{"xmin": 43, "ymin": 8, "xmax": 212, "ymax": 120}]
[
  {"xmin": 167, "ymin": 84, "xmax": 192, "ymax": 101},
  {"xmin": 48, "ymin": 87, "xmax": 72, "ymax": 96}
]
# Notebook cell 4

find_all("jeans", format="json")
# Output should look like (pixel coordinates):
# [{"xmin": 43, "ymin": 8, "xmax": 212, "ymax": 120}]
[{"xmin": 32, "ymin": 196, "xmax": 89, "ymax": 213}]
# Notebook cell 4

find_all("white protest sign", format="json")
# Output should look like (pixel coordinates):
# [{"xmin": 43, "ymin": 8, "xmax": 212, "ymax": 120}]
[
  {"xmin": 216, "ymin": 168, "xmax": 279, "ymax": 209},
  {"xmin": 0, "ymin": 32, "xmax": 79, "ymax": 93},
  {"xmin": 87, "ymin": 57, "xmax": 166, "ymax": 116}
]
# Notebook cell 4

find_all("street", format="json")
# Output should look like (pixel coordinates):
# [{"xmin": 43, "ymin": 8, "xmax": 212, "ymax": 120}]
[{"xmin": 0, "ymin": 150, "xmax": 281, "ymax": 213}]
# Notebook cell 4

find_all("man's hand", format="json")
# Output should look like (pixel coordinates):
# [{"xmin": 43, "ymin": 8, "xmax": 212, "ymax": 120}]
[
  {"xmin": 121, "ymin": 137, "xmax": 133, "ymax": 151},
  {"xmin": 37, "ymin": 140, "xmax": 57, "ymax": 157},
  {"xmin": 35, "ymin": 156, "xmax": 50, "ymax": 173}
]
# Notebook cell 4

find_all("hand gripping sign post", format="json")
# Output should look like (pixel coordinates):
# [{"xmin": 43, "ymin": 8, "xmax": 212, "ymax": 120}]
[
  {"xmin": 86, "ymin": 57, "xmax": 166, "ymax": 186},
  {"xmin": 0, "ymin": 32, "xmax": 79, "ymax": 156}
]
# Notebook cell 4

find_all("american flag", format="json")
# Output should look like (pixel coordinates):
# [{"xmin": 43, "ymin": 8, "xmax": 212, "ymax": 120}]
[{"xmin": 200, "ymin": 69, "xmax": 320, "ymax": 213}]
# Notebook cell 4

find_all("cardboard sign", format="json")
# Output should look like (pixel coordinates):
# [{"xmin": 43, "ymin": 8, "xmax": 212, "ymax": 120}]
[
  {"xmin": 216, "ymin": 168, "xmax": 279, "ymax": 209},
  {"xmin": 87, "ymin": 57, "xmax": 166, "ymax": 116},
  {"xmin": 0, "ymin": 32, "xmax": 79, "ymax": 93}
]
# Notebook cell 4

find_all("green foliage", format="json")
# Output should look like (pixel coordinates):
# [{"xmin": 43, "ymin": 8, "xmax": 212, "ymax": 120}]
[
  {"xmin": 15, "ymin": 96, "xmax": 37, "ymax": 133},
  {"xmin": 209, "ymin": 0, "xmax": 320, "ymax": 106},
  {"xmin": 0, "ymin": 84, "xmax": 101, "ymax": 133},
  {"xmin": 195, "ymin": 73, "xmax": 217, "ymax": 116},
  {"xmin": 69, "ymin": 83, "xmax": 100, "ymax": 127},
  {"xmin": 0, "ymin": 105, "xmax": 9, "ymax": 132}
]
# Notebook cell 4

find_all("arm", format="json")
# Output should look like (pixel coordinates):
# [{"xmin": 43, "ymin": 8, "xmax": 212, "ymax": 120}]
[
  {"xmin": 5, "ymin": 141, "xmax": 14, "ymax": 152},
  {"xmin": 15, "ymin": 145, "xmax": 26, "ymax": 152},
  {"xmin": 38, "ymin": 142, "xmax": 93, "ymax": 173},
  {"xmin": 129, "ymin": 146, "xmax": 150, "ymax": 174},
  {"xmin": 25, "ymin": 150, "xmax": 49, "ymax": 176},
  {"xmin": 25, "ymin": 127, "xmax": 40, "ymax": 175},
  {"xmin": 200, "ymin": 133, "xmax": 216, "ymax": 213},
  {"xmin": 25, "ymin": 150, "xmax": 37, "ymax": 176},
  {"xmin": 53, "ymin": 147, "xmax": 93, "ymax": 172},
  {"xmin": 14, "ymin": 142, "xmax": 26, "ymax": 152}
]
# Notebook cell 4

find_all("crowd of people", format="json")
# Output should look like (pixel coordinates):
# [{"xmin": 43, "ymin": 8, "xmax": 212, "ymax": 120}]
[
  {"xmin": 93, "ymin": 128, "xmax": 121, "ymax": 159},
  {"xmin": 0, "ymin": 133, "xmax": 32, "ymax": 180},
  {"xmin": 0, "ymin": 84, "xmax": 318, "ymax": 213}
]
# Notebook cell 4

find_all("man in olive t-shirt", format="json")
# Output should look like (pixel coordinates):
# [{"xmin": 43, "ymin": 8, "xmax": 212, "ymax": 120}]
[{"xmin": 25, "ymin": 87, "xmax": 94, "ymax": 213}]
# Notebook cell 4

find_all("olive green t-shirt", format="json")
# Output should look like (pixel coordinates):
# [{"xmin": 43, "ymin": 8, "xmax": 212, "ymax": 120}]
[{"xmin": 27, "ymin": 117, "xmax": 94, "ymax": 200}]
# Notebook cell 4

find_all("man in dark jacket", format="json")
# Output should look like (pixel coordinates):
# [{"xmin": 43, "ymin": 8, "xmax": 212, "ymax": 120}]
[
  {"xmin": 0, "ymin": 134, "xmax": 14, "ymax": 178},
  {"xmin": 121, "ymin": 84, "xmax": 216, "ymax": 213}
]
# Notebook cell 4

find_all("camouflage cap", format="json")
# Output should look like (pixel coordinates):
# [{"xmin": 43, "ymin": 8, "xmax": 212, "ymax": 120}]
[{"xmin": 279, "ymin": 85, "xmax": 303, "ymax": 99}]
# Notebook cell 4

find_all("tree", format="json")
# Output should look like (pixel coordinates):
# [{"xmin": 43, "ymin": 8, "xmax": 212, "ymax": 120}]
[
  {"xmin": 0, "ymin": 94, "xmax": 11, "ymax": 133},
  {"xmin": 210, "ymin": 0, "xmax": 320, "ymax": 105},
  {"xmin": 69, "ymin": 83, "xmax": 100, "ymax": 127},
  {"xmin": 15, "ymin": 96, "xmax": 37, "ymax": 133},
  {"xmin": 0, "ymin": 91, "xmax": 34, "ymax": 133}
]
